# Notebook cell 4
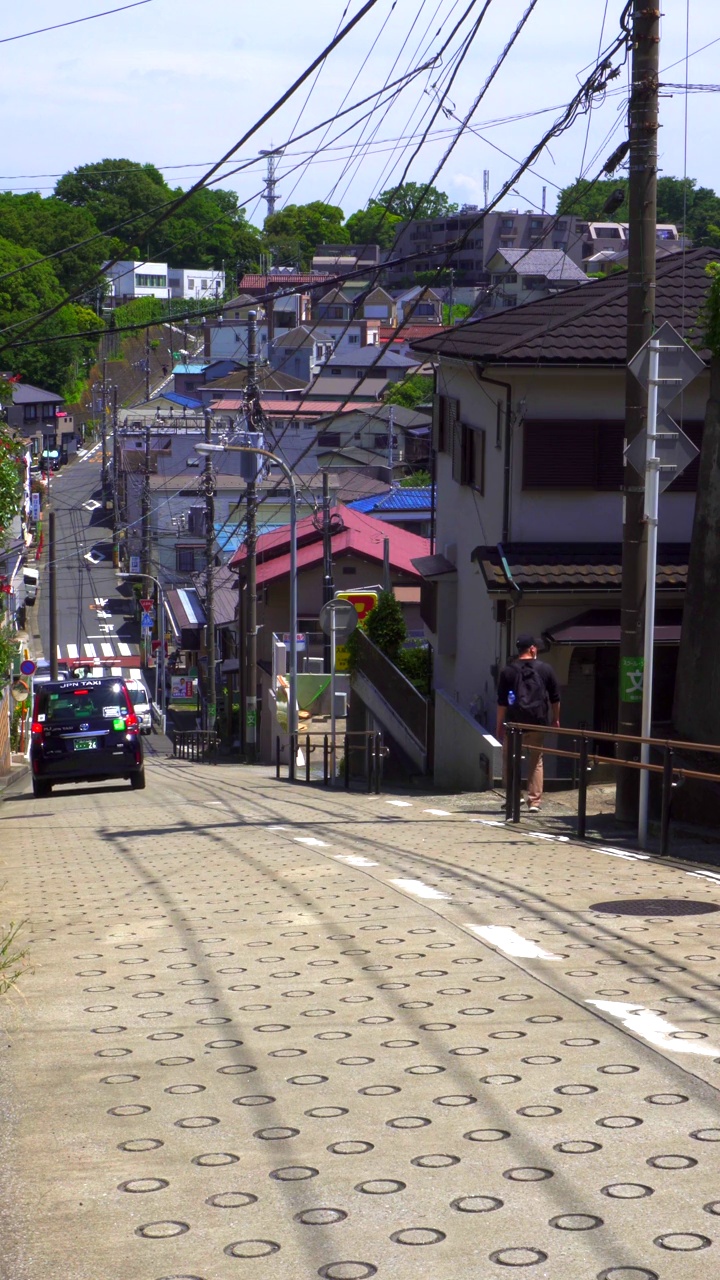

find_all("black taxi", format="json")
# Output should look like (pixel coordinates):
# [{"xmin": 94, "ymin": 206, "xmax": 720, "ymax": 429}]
[{"xmin": 30, "ymin": 677, "xmax": 145, "ymax": 798}]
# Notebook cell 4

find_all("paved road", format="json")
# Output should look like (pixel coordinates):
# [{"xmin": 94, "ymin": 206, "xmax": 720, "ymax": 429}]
[
  {"xmin": 1, "ymin": 761, "xmax": 719, "ymax": 1279},
  {"xmin": 37, "ymin": 450, "xmax": 140, "ymax": 671}
]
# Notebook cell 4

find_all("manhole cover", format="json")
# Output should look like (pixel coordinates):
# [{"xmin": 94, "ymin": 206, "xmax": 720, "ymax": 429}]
[{"xmin": 590, "ymin": 899, "xmax": 719, "ymax": 917}]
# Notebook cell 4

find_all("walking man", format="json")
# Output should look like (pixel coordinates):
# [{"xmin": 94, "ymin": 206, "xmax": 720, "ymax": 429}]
[{"xmin": 496, "ymin": 634, "xmax": 561, "ymax": 812}]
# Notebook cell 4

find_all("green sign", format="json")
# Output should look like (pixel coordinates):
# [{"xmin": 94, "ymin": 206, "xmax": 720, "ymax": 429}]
[{"xmin": 620, "ymin": 656, "xmax": 644, "ymax": 703}]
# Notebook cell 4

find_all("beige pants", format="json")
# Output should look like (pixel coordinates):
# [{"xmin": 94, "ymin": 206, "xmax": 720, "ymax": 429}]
[{"xmin": 503, "ymin": 730, "xmax": 545, "ymax": 807}]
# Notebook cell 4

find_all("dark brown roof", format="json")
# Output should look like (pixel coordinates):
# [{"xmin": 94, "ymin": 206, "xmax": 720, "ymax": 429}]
[
  {"xmin": 410, "ymin": 248, "xmax": 716, "ymax": 366},
  {"xmin": 473, "ymin": 543, "xmax": 689, "ymax": 593}
]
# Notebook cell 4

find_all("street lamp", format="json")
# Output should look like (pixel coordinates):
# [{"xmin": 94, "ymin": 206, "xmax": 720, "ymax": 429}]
[
  {"xmin": 118, "ymin": 570, "xmax": 166, "ymax": 713},
  {"xmin": 195, "ymin": 441, "xmax": 298, "ymax": 756}
]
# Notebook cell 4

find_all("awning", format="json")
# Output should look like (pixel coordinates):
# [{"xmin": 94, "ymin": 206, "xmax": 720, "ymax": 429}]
[
  {"xmin": 545, "ymin": 608, "xmax": 682, "ymax": 646},
  {"xmin": 411, "ymin": 553, "xmax": 457, "ymax": 579}
]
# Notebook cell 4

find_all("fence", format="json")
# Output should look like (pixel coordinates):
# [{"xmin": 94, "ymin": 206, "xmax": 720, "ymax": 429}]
[
  {"xmin": 173, "ymin": 729, "xmax": 220, "ymax": 764},
  {"xmin": 504, "ymin": 722, "xmax": 720, "ymax": 854},
  {"xmin": 277, "ymin": 730, "xmax": 386, "ymax": 793},
  {"xmin": 353, "ymin": 630, "xmax": 429, "ymax": 751}
]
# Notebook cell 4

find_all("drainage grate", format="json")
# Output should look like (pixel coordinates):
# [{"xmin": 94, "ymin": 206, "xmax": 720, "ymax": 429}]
[{"xmin": 590, "ymin": 898, "xmax": 720, "ymax": 917}]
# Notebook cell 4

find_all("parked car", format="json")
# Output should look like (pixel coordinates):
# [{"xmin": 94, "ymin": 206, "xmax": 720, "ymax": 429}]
[
  {"xmin": 29, "ymin": 677, "xmax": 145, "ymax": 797},
  {"xmin": 23, "ymin": 566, "xmax": 39, "ymax": 605},
  {"xmin": 124, "ymin": 678, "xmax": 153, "ymax": 734}
]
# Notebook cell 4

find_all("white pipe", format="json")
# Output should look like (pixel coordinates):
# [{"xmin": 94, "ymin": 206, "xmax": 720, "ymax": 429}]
[{"xmin": 638, "ymin": 338, "xmax": 661, "ymax": 848}]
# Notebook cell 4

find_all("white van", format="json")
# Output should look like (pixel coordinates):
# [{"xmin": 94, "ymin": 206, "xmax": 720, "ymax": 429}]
[
  {"xmin": 124, "ymin": 679, "xmax": 152, "ymax": 734},
  {"xmin": 23, "ymin": 566, "xmax": 40, "ymax": 605}
]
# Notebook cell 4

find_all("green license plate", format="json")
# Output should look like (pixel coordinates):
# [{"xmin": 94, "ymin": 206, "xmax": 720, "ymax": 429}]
[{"xmin": 74, "ymin": 739, "xmax": 97, "ymax": 751}]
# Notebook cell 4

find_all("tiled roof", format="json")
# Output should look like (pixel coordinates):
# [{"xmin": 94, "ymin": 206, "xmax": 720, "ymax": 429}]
[
  {"xmin": 473, "ymin": 543, "xmax": 689, "ymax": 593},
  {"xmin": 211, "ymin": 396, "xmax": 358, "ymax": 415},
  {"xmin": 326, "ymin": 346, "xmax": 419, "ymax": 368},
  {"xmin": 493, "ymin": 248, "xmax": 588, "ymax": 282},
  {"xmin": 378, "ymin": 324, "xmax": 445, "ymax": 344},
  {"xmin": 229, "ymin": 503, "xmax": 429, "ymax": 583},
  {"xmin": 239, "ymin": 273, "xmax": 327, "ymax": 290},
  {"xmin": 410, "ymin": 248, "xmax": 717, "ymax": 365},
  {"xmin": 306, "ymin": 375, "xmax": 388, "ymax": 399},
  {"xmin": 349, "ymin": 487, "xmax": 432, "ymax": 513},
  {"xmin": 8, "ymin": 381, "xmax": 64, "ymax": 404}
]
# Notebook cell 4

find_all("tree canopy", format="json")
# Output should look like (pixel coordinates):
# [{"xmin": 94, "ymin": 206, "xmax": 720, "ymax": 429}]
[
  {"xmin": 263, "ymin": 201, "xmax": 348, "ymax": 269},
  {"xmin": 374, "ymin": 182, "xmax": 458, "ymax": 221},
  {"xmin": 555, "ymin": 175, "xmax": 720, "ymax": 246},
  {"xmin": 345, "ymin": 202, "xmax": 403, "ymax": 250}
]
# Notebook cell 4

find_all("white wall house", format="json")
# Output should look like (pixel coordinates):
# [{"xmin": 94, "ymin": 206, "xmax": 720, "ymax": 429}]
[
  {"xmin": 105, "ymin": 261, "xmax": 170, "ymax": 302},
  {"xmin": 168, "ymin": 268, "xmax": 225, "ymax": 300},
  {"xmin": 410, "ymin": 248, "xmax": 713, "ymax": 790}
]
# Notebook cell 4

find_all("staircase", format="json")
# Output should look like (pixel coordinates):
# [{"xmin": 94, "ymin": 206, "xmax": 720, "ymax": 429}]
[{"xmin": 350, "ymin": 630, "xmax": 430, "ymax": 775}]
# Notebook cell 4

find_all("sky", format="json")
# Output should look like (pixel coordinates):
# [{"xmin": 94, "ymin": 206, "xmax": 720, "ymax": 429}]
[{"xmin": 1, "ymin": 0, "xmax": 718, "ymax": 229}]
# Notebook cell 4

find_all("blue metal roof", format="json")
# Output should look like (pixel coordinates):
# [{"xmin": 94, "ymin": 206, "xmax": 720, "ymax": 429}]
[
  {"xmin": 162, "ymin": 391, "xmax": 203, "ymax": 409},
  {"xmin": 172, "ymin": 362, "xmax": 207, "ymax": 375},
  {"xmin": 215, "ymin": 520, "xmax": 284, "ymax": 554},
  {"xmin": 348, "ymin": 486, "xmax": 433, "ymax": 514}
]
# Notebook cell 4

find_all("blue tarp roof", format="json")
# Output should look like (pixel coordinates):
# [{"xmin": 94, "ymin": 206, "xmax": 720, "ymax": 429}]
[{"xmin": 348, "ymin": 486, "xmax": 432, "ymax": 514}]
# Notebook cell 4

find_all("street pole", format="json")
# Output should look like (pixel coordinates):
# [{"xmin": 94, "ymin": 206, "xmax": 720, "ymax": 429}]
[
  {"xmin": 245, "ymin": 310, "xmax": 258, "ymax": 759},
  {"xmin": 112, "ymin": 386, "xmax": 119, "ymax": 567},
  {"xmin": 141, "ymin": 424, "xmax": 152, "ymax": 669},
  {"xmin": 101, "ymin": 359, "xmax": 108, "ymax": 496},
  {"xmin": 388, "ymin": 404, "xmax": 395, "ymax": 482},
  {"xmin": 616, "ymin": 0, "xmax": 660, "ymax": 822},
  {"xmin": 203, "ymin": 410, "xmax": 217, "ymax": 732},
  {"xmin": 145, "ymin": 327, "xmax": 151, "ymax": 402},
  {"xmin": 49, "ymin": 510, "xmax": 58, "ymax": 680},
  {"xmin": 638, "ymin": 337, "xmax": 661, "ymax": 847},
  {"xmin": 330, "ymin": 608, "xmax": 337, "ymax": 783},
  {"xmin": 322, "ymin": 471, "xmax": 333, "ymax": 672}
]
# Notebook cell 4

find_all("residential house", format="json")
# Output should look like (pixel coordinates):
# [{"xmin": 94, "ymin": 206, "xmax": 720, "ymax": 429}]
[
  {"xmin": 307, "ymin": 343, "xmax": 421, "ymax": 402},
  {"xmin": 311, "ymin": 403, "xmax": 431, "ymax": 469},
  {"xmin": 4, "ymin": 380, "xmax": 74, "ymax": 461},
  {"xmin": 394, "ymin": 286, "xmax": 444, "ymax": 325},
  {"xmin": 409, "ymin": 248, "xmax": 713, "ymax": 789},
  {"xmin": 312, "ymin": 243, "xmax": 383, "ymax": 274},
  {"xmin": 168, "ymin": 267, "xmax": 225, "ymax": 300},
  {"xmin": 348, "ymin": 486, "xmax": 433, "ymax": 538},
  {"xmin": 104, "ymin": 260, "xmax": 170, "ymax": 302},
  {"xmin": 479, "ymin": 248, "xmax": 589, "ymax": 311},
  {"xmin": 269, "ymin": 326, "xmax": 334, "ymax": 383}
]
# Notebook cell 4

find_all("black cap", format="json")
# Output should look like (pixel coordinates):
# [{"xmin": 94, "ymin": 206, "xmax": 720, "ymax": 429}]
[{"xmin": 515, "ymin": 633, "xmax": 536, "ymax": 653}]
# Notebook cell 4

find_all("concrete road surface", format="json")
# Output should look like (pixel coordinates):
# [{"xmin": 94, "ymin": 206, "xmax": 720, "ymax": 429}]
[{"xmin": 1, "ymin": 760, "xmax": 719, "ymax": 1279}]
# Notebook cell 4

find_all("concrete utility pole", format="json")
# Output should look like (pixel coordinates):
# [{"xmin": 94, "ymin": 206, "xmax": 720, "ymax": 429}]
[
  {"xmin": 112, "ymin": 386, "xmax": 120, "ymax": 567},
  {"xmin": 322, "ymin": 471, "xmax": 334, "ymax": 672},
  {"xmin": 141, "ymin": 425, "xmax": 152, "ymax": 588},
  {"xmin": 48, "ymin": 510, "xmax": 58, "ymax": 679},
  {"xmin": 245, "ymin": 310, "xmax": 259, "ymax": 759},
  {"xmin": 203, "ymin": 410, "xmax": 217, "ymax": 732},
  {"xmin": 145, "ymin": 328, "xmax": 151, "ymax": 402},
  {"xmin": 615, "ymin": 0, "xmax": 660, "ymax": 822},
  {"xmin": 101, "ymin": 359, "xmax": 109, "ymax": 495}
]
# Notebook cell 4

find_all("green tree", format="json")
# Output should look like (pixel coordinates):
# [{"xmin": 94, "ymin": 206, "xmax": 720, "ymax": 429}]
[
  {"xmin": 365, "ymin": 590, "xmax": 407, "ymax": 663},
  {"xmin": 345, "ymin": 201, "xmax": 402, "ymax": 250},
  {"xmin": 263, "ymin": 201, "xmax": 348, "ymax": 268},
  {"xmin": 400, "ymin": 469, "xmax": 431, "ymax": 486},
  {"xmin": 384, "ymin": 373, "xmax": 433, "ymax": 409},
  {"xmin": 442, "ymin": 303, "xmax": 471, "ymax": 325},
  {"xmin": 375, "ymin": 182, "xmax": 458, "ymax": 221},
  {"xmin": 55, "ymin": 158, "xmax": 171, "ymax": 254},
  {"xmin": 0, "ymin": 192, "xmax": 113, "ymax": 296},
  {"xmin": 0, "ymin": 422, "xmax": 23, "ymax": 544},
  {"xmin": 555, "ymin": 175, "xmax": 720, "ymax": 247}
]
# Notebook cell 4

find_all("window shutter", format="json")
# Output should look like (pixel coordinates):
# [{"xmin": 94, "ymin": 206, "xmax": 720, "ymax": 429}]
[
  {"xmin": 596, "ymin": 422, "xmax": 624, "ymax": 489},
  {"xmin": 432, "ymin": 394, "xmax": 442, "ymax": 452},
  {"xmin": 451, "ymin": 411, "xmax": 464, "ymax": 484},
  {"xmin": 523, "ymin": 419, "xmax": 624, "ymax": 489}
]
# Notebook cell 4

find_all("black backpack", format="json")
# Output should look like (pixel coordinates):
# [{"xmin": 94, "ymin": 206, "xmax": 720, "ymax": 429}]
[{"xmin": 507, "ymin": 660, "xmax": 550, "ymax": 726}]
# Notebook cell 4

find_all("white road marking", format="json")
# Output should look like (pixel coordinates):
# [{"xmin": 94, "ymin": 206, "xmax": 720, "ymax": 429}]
[
  {"xmin": 390, "ymin": 877, "xmax": 449, "ymax": 900},
  {"xmin": 387, "ymin": 799, "xmax": 412, "ymax": 807},
  {"xmin": 598, "ymin": 848, "xmax": 649, "ymax": 861},
  {"xmin": 83, "ymin": 643, "xmax": 97, "ymax": 658},
  {"xmin": 470, "ymin": 819, "xmax": 506, "ymax": 828},
  {"xmin": 94, "ymin": 597, "xmax": 108, "ymax": 606},
  {"xmin": 587, "ymin": 999, "xmax": 720, "ymax": 1057},
  {"xmin": 118, "ymin": 642, "xmax": 132, "ymax": 657},
  {"xmin": 101, "ymin": 643, "xmax": 114, "ymax": 658},
  {"xmin": 423, "ymin": 808, "xmax": 451, "ymax": 816},
  {"xmin": 688, "ymin": 870, "xmax": 720, "ymax": 884},
  {"xmin": 267, "ymin": 825, "xmax": 288, "ymax": 831},
  {"xmin": 66, "ymin": 643, "xmax": 79, "ymax": 661},
  {"xmin": 205, "ymin": 801, "xmax": 227, "ymax": 808},
  {"xmin": 467, "ymin": 924, "xmax": 561, "ymax": 960},
  {"xmin": 294, "ymin": 836, "xmax": 330, "ymax": 848},
  {"xmin": 528, "ymin": 832, "xmax": 558, "ymax": 841},
  {"xmin": 334, "ymin": 854, "xmax": 378, "ymax": 867}
]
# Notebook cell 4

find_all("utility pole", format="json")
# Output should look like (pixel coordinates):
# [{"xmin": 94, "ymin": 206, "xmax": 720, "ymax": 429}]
[
  {"xmin": 203, "ymin": 410, "xmax": 217, "ymax": 732},
  {"xmin": 145, "ymin": 327, "xmax": 151, "ymax": 402},
  {"xmin": 322, "ymin": 471, "xmax": 334, "ymax": 671},
  {"xmin": 49, "ymin": 510, "xmax": 58, "ymax": 679},
  {"xmin": 101, "ymin": 359, "xmax": 108, "ymax": 496},
  {"xmin": 245, "ymin": 310, "xmax": 259, "ymax": 759},
  {"xmin": 616, "ymin": 0, "xmax": 660, "ymax": 821},
  {"xmin": 141, "ymin": 424, "xmax": 152, "ymax": 584},
  {"xmin": 388, "ymin": 404, "xmax": 395, "ymax": 481},
  {"xmin": 112, "ymin": 386, "xmax": 120, "ymax": 568}
]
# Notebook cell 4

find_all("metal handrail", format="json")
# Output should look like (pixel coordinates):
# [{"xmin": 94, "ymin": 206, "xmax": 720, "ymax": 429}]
[
  {"xmin": 173, "ymin": 729, "xmax": 219, "ymax": 764},
  {"xmin": 277, "ymin": 730, "xmax": 386, "ymax": 793},
  {"xmin": 503, "ymin": 721, "xmax": 720, "ymax": 855}
]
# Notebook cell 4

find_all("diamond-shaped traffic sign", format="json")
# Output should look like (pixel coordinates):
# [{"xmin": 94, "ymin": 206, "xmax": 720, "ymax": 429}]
[
  {"xmin": 628, "ymin": 321, "xmax": 705, "ymax": 408},
  {"xmin": 624, "ymin": 409, "xmax": 700, "ymax": 493}
]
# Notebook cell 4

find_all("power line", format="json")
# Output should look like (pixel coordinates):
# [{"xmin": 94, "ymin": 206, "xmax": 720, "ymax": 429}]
[{"xmin": 0, "ymin": 0, "xmax": 155, "ymax": 44}]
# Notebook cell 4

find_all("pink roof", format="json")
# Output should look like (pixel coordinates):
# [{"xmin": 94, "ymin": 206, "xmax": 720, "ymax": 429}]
[
  {"xmin": 239, "ymin": 274, "xmax": 328, "ymax": 290},
  {"xmin": 229, "ymin": 503, "xmax": 430, "ymax": 585},
  {"xmin": 211, "ymin": 397, "xmax": 359, "ymax": 415}
]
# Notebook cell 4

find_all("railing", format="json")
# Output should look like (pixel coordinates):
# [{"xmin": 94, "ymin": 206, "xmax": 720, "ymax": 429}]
[
  {"xmin": 277, "ymin": 730, "xmax": 386, "ymax": 793},
  {"xmin": 353, "ymin": 630, "xmax": 429, "ymax": 749},
  {"xmin": 503, "ymin": 722, "xmax": 720, "ymax": 854},
  {"xmin": 173, "ymin": 729, "xmax": 220, "ymax": 764}
]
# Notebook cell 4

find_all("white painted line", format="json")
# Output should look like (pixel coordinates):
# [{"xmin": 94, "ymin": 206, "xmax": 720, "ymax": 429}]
[
  {"xmin": 467, "ymin": 924, "xmax": 561, "ymax": 961},
  {"xmin": 688, "ymin": 871, "xmax": 720, "ymax": 884},
  {"xmin": 118, "ymin": 642, "xmax": 132, "ymax": 657},
  {"xmin": 387, "ymin": 799, "xmax": 412, "ymax": 807},
  {"xmin": 66, "ymin": 643, "xmax": 79, "ymax": 660},
  {"xmin": 94, "ymin": 597, "xmax": 108, "ymax": 607},
  {"xmin": 528, "ymin": 832, "xmax": 558, "ymax": 841},
  {"xmin": 294, "ymin": 836, "xmax": 330, "ymax": 848},
  {"xmin": 101, "ymin": 642, "xmax": 114, "ymax": 658},
  {"xmin": 587, "ymin": 999, "xmax": 720, "ymax": 1057},
  {"xmin": 470, "ymin": 819, "xmax": 506, "ymax": 828},
  {"xmin": 598, "ymin": 848, "xmax": 650, "ymax": 861},
  {"xmin": 423, "ymin": 808, "xmax": 451, "ymax": 816},
  {"xmin": 334, "ymin": 854, "xmax": 378, "ymax": 867},
  {"xmin": 390, "ymin": 877, "xmax": 449, "ymax": 901},
  {"xmin": 83, "ymin": 643, "xmax": 97, "ymax": 658},
  {"xmin": 267, "ymin": 825, "xmax": 288, "ymax": 831},
  {"xmin": 205, "ymin": 801, "xmax": 227, "ymax": 807}
]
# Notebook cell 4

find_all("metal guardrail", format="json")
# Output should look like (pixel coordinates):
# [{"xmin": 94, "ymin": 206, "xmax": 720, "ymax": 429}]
[
  {"xmin": 173, "ymin": 730, "xmax": 220, "ymax": 764},
  {"xmin": 353, "ymin": 630, "xmax": 429, "ymax": 749},
  {"xmin": 504, "ymin": 721, "xmax": 720, "ymax": 855},
  {"xmin": 277, "ymin": 730, "xmax": 386, "ymax": 793}
]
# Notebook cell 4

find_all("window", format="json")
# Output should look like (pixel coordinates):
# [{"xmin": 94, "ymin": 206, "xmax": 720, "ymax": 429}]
[
  {"xmin": 501, "ymin": 218, "xmax": 515, "ymax": 230},
  {"xmin": 416, "ymin": 302, "xmax": 434, "ymax": 315},
  {"xmin": 330, "ymin": 366, "xmax": 343, "ymax": 375},
  {"xmin": 523, "ymin": 276, "xmax": 546, "ymax": 290},
  {"xmin": 432, "ymin": 393, "xmax": 459, "ymax": 454},
  {"xmin": 41, "ymin": 404, "xmax": 56, "ymax": 419},
  {"xmin": 177, "ymin": 547, "xmax": 196, "ymax": 572},
  {"xmin": 530, "ymin": 219, "xmax": 544, "ymax": 232},
  {"xmin": 452, "ymin": 420, "xmax": 485, "ymax": 491},
  {"xmin": 522, "ymin": 420, "xmax": 625, "ymax": 489},
  {"xmin": 135, "ymin": 273, "xmax": 167, "ymax": 288},
  {"xmin": 24, "ymin": 405, "xmax": 37, "ymax": 421},
  {"xmin": 187, "ymin": 278, "xmax": 195, "ymax": 288},
  {"xmin": 342, "ymin": 566, "xmax": 357, "ymax": 575},
  {"xmin": 348, "ymin": 334, "xmax": 359, "ymax": 343},
  {"xmin": 201, "ymin": 279, "xmax": 208, "ymax": 289},
  {"xmin": 556, "ymin": 220, "xmax": 567, "ymax": 231}
]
